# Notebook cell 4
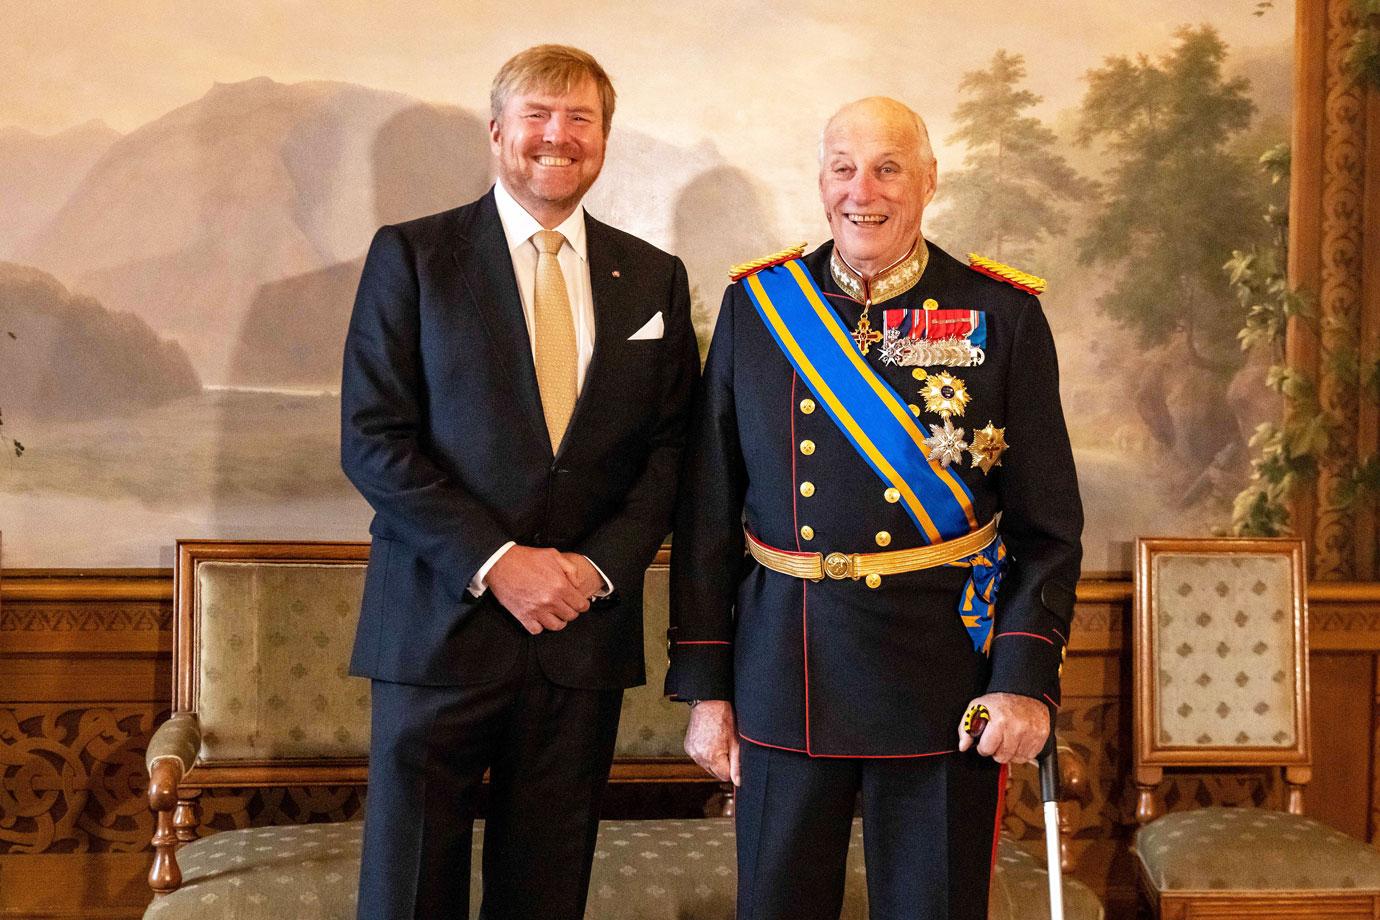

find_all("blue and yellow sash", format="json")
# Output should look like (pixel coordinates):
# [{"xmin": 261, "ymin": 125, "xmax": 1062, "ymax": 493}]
[{"xmin": 741, "ymin": 258, "xmax": 1006, "ymax": 652}]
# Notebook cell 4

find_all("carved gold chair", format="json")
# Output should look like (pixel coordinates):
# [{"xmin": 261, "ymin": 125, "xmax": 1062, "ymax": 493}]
[
  {"xmin": 143, "ymin": 540, "xmax": 1101, "ymax": 919},
  {"xmin": 1132, "ymin": 537, "xmax": 1380, "ymax": 919}
]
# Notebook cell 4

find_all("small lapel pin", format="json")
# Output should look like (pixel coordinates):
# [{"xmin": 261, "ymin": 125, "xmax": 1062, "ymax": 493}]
[{"xmin": 611, "ymin": 269, "xmax": 621, "ymax": 278}]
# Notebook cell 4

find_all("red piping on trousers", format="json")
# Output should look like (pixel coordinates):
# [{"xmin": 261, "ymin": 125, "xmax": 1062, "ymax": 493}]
[
  {"xmin": 990, "ymin": 763, "xmax": 1009, "ymax": 875},
  {"xmin": 739, "ymin": 732, "xmax": 957, "ymax": 760},
  {"xmin": 994, "ymin": 631, "xmax": 1055, "ymax": 645},
  {"xmin": 1043, "ymin": 693, "xmax": 1060, "ymax": 710}
]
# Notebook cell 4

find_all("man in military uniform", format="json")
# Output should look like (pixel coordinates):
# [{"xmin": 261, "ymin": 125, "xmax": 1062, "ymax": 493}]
[{"xmin": 666, "ymin": 97, "xmax": 1083, "ymax": 920}]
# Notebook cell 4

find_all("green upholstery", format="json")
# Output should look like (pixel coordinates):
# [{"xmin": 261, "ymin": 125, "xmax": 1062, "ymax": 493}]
[
  {"xmin": 1136, "ymin": 806, "xmax": 1380, "ymax": 892},
  {"xmin": 1150, "ymin": 552, "xmax": 1299, "ymax": 748},
  {"xmin": 191, "ymin": 559, "xmax": 678, "ymax": 765},
  {"xmin": 195, "ymin": 561, "xmax": 371, "ymax": 761},
  {"xmin": 992, "ymin": 837, "xmax": 1105, "ymax": 920},
  {"xmin": 144, "ymin": 819, "xmax": 1101, "ymax": 920}
]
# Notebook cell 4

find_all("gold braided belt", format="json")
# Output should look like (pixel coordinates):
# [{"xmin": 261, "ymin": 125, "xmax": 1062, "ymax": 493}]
[{"xmin": 745, "ymin": 518, "xmax": 998, "ymax": 582}]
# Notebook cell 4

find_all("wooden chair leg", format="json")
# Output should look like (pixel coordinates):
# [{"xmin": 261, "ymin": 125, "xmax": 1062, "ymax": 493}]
[
  {"xmin": 706, "ymin": 783, "xmax": 735, "ymax": 817},
  {"xmin": 174, "ymin": 792, "xmax": 200, "ymax": 843},
  {"xmin": 1135, "ymin": 766, "xmax": 1162, "ymax": 825},
  {"xmin": 1284, "ymin": 765, "xmax": 1310, "ymax": 815}
]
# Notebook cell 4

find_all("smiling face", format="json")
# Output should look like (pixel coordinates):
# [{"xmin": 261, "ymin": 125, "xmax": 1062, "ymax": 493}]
[
  {"xmin": 818, "ymin": 98, "xmax": 937, "ymax": 278},
  {"xmin": 490, "ymin": 76, "xmax": 607, "ymax": 228}
]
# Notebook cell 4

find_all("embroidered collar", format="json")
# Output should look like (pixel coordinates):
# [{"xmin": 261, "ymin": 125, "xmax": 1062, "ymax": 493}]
[{"xmin": 830, "ymin": 238, "xmax": 929, "ymax": 305}]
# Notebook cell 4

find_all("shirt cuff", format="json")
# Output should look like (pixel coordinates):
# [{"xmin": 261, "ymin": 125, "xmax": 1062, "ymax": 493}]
[
  {"xmin": 468, "ymin": 541, "xmax": 516, "ymax": 597},
  {"xmin": 584, "ymin": 556, "xmax": 614, "ymax": 597}
]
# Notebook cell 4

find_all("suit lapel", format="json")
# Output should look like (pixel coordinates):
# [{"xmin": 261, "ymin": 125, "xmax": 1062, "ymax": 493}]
[
  {"xmin": 559, "ymin": 215, "xmax": 623, "ymax": 458},
  {"xmin": 452, "ymin": 190, "xmax": 550, "ymax": 452}
]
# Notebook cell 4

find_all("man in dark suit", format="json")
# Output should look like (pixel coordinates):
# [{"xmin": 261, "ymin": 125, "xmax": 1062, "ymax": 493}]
[
  {"xmin": 342, "ymin": 45, "xmax": 698, "ymax": 920},
  {"xmin": 666, "ymin": 97, "xmax": 1083, "ymax": 919}
]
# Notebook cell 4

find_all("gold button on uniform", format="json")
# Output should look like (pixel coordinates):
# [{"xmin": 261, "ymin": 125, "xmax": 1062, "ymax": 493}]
[
  {"xmin": 923, "ymin": 298, "xmax": 939, "ymax": 310},
  {"xmin": 908, "ymin": 404, "xmax": 921, "ymax": 417},
  {"xmin": 884, "ymin": 488, "xmax": 900, "ymax": 503},
  {"xmin": 799, "ymin": 398, "xmax": 816, "ymax": 415},
  {"xmin": 799, "ymin": 481, "xmax": 816, "ymax": 497},
  {"xmin": 912, "ymin": 369, "xmax": 927, "ymax": 380},
  {"xmin": 799, "ymin": 440, "xmax": 815, "ymax": 456},
  {"xmin": 866, "ymin": 573, "xmax": 882, "ymax": 589},
  {"xmin": 875, "ymin": 531, "xmax": 892, "ymax": 547},
  {"xmin": 800, "ymin": 525, "xmax": 815, "ymax": 541}
]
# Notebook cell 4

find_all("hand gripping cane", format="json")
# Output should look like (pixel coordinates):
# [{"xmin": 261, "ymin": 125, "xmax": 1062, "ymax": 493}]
[{"xmin": 963, "ymin": 704, "xmax": 1064, "ymax": 920}]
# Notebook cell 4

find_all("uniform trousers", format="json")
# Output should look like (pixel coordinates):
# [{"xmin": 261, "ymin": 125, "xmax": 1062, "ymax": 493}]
[
  {"xmin": 357, "ymin": 640, "xmax": 623, "ymax": 920},
  {"xmin": 735, "ymin": 739, "xmax": 1002, "ymax": 920}
]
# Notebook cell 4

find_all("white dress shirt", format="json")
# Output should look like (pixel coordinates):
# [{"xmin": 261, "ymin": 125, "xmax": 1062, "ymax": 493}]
[{"xmin": 468, "ymin": 180, "xmax": 611, "ymax": 598}]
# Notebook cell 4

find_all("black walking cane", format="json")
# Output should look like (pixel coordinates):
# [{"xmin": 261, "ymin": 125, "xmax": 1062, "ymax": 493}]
[{"xmin": 963, "ymin": 704, "xmax": 1064, "ymax": 920}]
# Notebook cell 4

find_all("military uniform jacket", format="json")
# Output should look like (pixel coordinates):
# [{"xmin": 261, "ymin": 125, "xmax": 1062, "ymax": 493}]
[{"xmin": 665, "ymin": 240, "xmax": 1084, "ymax": 757}]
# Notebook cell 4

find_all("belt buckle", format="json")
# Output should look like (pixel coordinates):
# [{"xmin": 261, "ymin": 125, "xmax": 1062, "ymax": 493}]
[{"xmin": 823, "ymin": 552, "xmax": 852, "ymax": 580}]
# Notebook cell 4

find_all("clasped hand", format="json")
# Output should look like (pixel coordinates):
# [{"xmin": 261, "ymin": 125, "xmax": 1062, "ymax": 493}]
[{"xmin": 486, "ymin": 546, "xmax": 605, "ymax": 634}]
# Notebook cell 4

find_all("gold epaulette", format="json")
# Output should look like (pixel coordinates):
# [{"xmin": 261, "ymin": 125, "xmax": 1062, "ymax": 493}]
[
  {"xmin": 729, "ymin": 243, "xmax": 808, "ymax": 281},
  {"xmin": 967, "ymin": 253, "xmax": 1047, "ymax": 295}
]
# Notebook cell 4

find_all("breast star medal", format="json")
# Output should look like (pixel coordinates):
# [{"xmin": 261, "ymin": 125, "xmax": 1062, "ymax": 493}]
[
  {"xmin": 919, "ymin": 371, "xmax": 970, "ymax": 419},
  {"xmin": 968, "ymin": 422, "xmax": 1008, "ymax": 474},
  {"xmin": 923, "ymin": 418, "xmax": 969, "ymax": 468}
]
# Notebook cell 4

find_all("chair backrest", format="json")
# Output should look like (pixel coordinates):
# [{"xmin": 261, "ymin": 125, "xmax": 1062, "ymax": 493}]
[
  {"xmin": 1132, "ymin": 537, "xmax": 1310, "ymax": 819},
  {"xmin": 174, "ymin": 540, "xmax": 372, "ymax": 788},
  {"xmin": 172, "ymin": 540, "xmax": 698, "ymax": 788}
]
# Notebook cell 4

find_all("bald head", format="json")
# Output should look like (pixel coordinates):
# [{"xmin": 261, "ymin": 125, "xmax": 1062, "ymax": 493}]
[
  {"xmin": 819, "ymin": 97, "xmax": 934, "ymax": 166},
  {"xmin": 818, "ymin": 97, "xmax": 938, "ymax": 277}
]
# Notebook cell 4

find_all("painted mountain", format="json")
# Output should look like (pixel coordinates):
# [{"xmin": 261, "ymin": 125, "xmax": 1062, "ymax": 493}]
[
  {"xmin": 12, "ymin": 77, "xmax": 775, "ymax": 389},
  {"xmin": 0, "ymin": 119, "xmax": 120, "ymax": 257},
  {"xmin": 15, "ymin": 78, "xmax": 493, "ymax": 386},
  {"xmin": 0, "ymin": 261, "xmax": 198, "ymax": 420}
]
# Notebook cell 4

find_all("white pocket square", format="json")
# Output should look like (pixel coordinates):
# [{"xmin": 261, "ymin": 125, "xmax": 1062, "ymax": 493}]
[{"xmin": 628, "ymin": 311, "xmax": 664, "ymax": 340}]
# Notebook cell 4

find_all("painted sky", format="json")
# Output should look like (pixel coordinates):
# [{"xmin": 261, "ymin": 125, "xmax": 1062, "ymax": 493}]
[{"xmin": 4, "ymin": 3, "xmax": 1292, "ymax": 138}]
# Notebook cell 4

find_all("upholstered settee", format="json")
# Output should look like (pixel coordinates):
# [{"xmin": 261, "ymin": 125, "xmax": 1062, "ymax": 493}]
[
  {"xmin": 142, "ymin": 541, "xmax": 1103, "ymax": 920},
  {"xmin": 143, "ymin": 819, "xmax": 1102, "ymax": 920}
]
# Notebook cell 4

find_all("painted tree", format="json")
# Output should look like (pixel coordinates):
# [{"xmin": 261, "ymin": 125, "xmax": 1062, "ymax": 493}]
[
  {"xmin": 1076, "ymin": 25, "xmax": 1261, "ymax": 371},
  {"xmin": 933, "ymin": 50, "xmax": 1095, "ymax": 260}
]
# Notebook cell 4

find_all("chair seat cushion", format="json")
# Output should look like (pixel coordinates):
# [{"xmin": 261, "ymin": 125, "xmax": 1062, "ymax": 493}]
[
  {"xmin": 145, "ymin": 818, "xmax": 1101, "ymax": 919},
  {"xmin": 991, "ymin": 836, "xmax": 1105, "ymax": 920},
  {"xmin": 1136, "ymin": 806, "xmax": 1380, "ymax": 892}
]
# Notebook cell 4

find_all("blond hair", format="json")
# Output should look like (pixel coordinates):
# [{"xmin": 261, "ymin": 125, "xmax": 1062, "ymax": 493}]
[{"xmin": 490, "ymin": 45, "xmax": 617, "ymax": 135}]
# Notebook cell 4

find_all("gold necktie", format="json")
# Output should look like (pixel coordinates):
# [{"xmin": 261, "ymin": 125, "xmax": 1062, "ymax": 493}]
[{"xmin": 532, "ymin": 229, "xmax": 578, "ymax": 450}]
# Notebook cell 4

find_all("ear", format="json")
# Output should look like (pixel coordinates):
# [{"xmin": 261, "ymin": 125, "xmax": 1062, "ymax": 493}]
[
  {"xmin": 923, "ymin": 159, "xmax": 938, "ymax": 207},
  {"xmin": 488, "ymin": 119, "xmax": 502, "ymax": 155}
]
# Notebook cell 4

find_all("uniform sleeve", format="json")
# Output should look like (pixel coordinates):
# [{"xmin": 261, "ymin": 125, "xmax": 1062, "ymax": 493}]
[
  {"xmin": 664, "ymin": 285, "xmax": 746, "ymax": 702},
  {"xmin": 986, "ymin": 295, "xmax": 1084, "ymax": 709}
]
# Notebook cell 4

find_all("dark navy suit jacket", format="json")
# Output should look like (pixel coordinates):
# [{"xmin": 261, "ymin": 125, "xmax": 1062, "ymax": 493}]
[
  {"xmin": 665, "ymin": 241, "xmax": 1083, "ymax": 756},
  {"xmin": 342, "ymin": 189, "xmax": 698, "ymax": 690}
]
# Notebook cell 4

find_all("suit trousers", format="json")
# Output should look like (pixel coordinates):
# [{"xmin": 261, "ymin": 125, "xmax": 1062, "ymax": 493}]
[
  {"xmin": 735, "ymin": 740, "xmax": 1002, "ymax": 920},
  {"xmin": 357, "ymin": 639, "xmax": 624, "ymax": 920}
]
